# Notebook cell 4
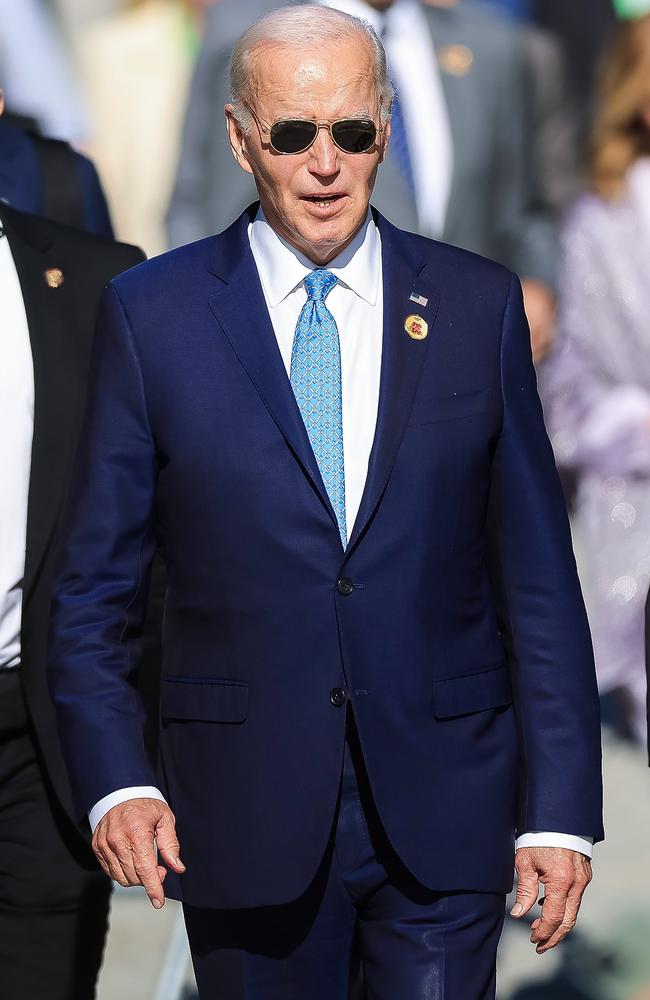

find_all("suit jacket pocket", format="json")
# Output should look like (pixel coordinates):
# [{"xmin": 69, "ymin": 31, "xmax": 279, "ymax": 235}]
[
  {"xmin": 408, "ymin": 388, "xmax": 488, "ymax": 426},
  {"xmin": 432, "ymin": 663, "xmax": 511, "ymax": 720},
  {"xmin": 161, "ymin": 676, "xmax": 248, "ymax": 723}
]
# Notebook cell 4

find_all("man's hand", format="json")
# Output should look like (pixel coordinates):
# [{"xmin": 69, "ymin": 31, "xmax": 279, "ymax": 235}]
[
  {"xmin": 92, "ymin": 798, "xmax": 186, "ymax": 909},
  {"xmin": 510, "ymin": 847, "xmax": 592, "ymax": 954},
  {"xmin": 521, "ymin": 278, "xmax": 556, "ymax": 366}
]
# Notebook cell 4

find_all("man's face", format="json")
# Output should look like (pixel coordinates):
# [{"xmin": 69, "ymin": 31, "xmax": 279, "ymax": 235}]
[{"xmin": 226, "ymin": 37, "xmax": 389, "ymax": 264}]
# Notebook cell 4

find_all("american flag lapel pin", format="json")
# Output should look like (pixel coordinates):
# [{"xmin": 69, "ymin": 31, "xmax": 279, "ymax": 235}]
[{"xmin": 409, "ymin": 292, "xmax": 428, "ymax": 307}]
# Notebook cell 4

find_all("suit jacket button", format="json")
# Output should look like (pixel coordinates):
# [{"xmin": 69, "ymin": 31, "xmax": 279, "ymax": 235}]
[
  {"xmin": 337, "ymin": 578, "xmax": 353, "ymax": 596},
  {"xmin": 330, "ymin": 687, "xmax": 347, "ymax": 707}
]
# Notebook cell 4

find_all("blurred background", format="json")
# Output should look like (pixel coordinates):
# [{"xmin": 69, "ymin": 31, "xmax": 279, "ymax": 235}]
[{"xmin": 3, "ymin": 0, "xmax": 650, "ymax": 997}]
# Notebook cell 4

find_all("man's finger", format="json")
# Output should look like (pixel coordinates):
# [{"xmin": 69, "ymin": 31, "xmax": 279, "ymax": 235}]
[
  {"xmin": 107, "ymin": 829, "xmax": 149, "ymax": 887},
  {"xmin": 101, "ymin": 850, "xmax": 131, "ymax": 888},
  {"xmin": 530, "ymin": 886, "xmax": 572, "ymax": 947},
  {"xmin": 94, "ymin": 847, "xmax": 112, "ymax": 880},
  {"xmin": 511, "ymin": 865, "xmax": 540, "ymax": 918},
  {"xmin": 132, "ymin": 847, "xmax": 166, "ymax": 909},
  {"xmin": 94, "ymin": 836, "xmax": 131, "ymax": 887},
  {"xmin": 535, "ymin": 879, "xmax": 588, "ymax": 954},
  {"xmin": 156, "ymin": 814, "xmax": 186, "ymax": 874}
]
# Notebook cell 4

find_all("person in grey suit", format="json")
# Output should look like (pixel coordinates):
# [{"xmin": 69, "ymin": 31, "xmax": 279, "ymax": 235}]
[{"xmin": 167, "ymin": 0, "xmax": 559, "ymax": 359}]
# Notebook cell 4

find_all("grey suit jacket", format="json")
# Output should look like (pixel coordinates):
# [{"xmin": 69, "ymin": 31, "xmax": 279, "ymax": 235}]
[{"xmin": 167, "ymin": 0, "xmax": 557, "ymax": 284}]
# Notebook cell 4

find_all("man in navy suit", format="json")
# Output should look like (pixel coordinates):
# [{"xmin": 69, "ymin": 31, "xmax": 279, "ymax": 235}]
[
  {"xmin": 0, "ymin": 89, "xmax": 113, "ymax": 238},
  {"xmin": 48, "ymin": 6, "xmax": 603, "ymax": 998}
]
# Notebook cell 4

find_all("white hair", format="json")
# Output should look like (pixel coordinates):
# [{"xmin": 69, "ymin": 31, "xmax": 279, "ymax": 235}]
[{"xmin": 230, "ymin": 4, "xmax": 393, "ymax": 134}]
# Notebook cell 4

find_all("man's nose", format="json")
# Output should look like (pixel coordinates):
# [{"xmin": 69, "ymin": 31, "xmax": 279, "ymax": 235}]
[{"xmin": 307, "ymin": 127, "xmax": 340, "ymax": 176}]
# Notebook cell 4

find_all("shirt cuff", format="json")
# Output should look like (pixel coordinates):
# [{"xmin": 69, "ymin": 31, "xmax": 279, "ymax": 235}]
[
  {"xmin": 89, "ymin": 786, "xmax": 167, "ymax": 833},
  {"xmin": 515, "ymin": 831, "xmax": 594, "ymax": 858}
]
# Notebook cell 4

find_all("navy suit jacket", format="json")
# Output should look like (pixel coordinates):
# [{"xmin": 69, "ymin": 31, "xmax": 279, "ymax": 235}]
[
  {"xmin": 0, "ymin": 116, "xmax": 113, "ymax": 238},
  {"xmin": 48, "ymin": 206, "xmax": 603, "ymax": 909}
]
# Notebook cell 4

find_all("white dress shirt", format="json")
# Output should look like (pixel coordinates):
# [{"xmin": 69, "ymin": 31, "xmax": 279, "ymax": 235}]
[
  {"xmin": 250, "ymin": 207, "xmax": 383, "ymax": 534},
  {"xmin": 0, "ymin": 231, "xmax": 34, "ymax": 672},
  {"xmin": 89, "ymin": 212, "xmax": 593, "ymax": 858},
  {"xmin": 324, "ymin": 0, "xmax": 454, "ymax": 237}
]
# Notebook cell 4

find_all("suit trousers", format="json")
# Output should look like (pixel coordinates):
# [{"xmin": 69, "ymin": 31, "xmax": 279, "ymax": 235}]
[
  {"xmin": 0, "ymin": 670, "xmax": 110, "ymax": 1000},
  {"xmin": 184, "ymin": 711, "xmax": 506, "ymax": 1000}
]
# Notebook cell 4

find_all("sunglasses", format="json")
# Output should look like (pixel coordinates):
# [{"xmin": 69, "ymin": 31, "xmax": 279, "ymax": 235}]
[{"xmin": 247, "ymin": 104, "xmax": 381, "ymax": 155}]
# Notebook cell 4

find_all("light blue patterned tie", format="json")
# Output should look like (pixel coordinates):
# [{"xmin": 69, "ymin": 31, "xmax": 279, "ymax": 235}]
[{"xmin": 290, "ymin": 269, "xmax": 347, "ymax": 548}]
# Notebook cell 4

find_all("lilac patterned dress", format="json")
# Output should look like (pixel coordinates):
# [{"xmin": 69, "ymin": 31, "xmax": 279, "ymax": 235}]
[{"xmin": 539, "ymin": 159, "xmax": 650, "ymax": 741}]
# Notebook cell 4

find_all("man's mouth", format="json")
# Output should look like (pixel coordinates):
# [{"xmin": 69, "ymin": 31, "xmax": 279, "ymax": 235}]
[{"xmin": 302, "ymin": 193, "xmax": 346, "ymax": 208}]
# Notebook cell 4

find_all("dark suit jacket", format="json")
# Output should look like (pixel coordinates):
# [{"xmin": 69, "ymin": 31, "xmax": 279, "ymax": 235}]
[
  {"xmin": 0, "ymin": 116, "xmax": 114, "ymax": 238},
  {"xmin": 3, "ymin": 205, "xmax": 144, "ymax": 843},
  {"xmin": 48, "ymin": 205, "xmax": 603, "ymax": 909}
]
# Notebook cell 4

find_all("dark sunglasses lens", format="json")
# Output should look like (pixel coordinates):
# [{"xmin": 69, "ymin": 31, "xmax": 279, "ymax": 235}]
[
  {"xmin": 270, "ymin": 120, "xmax": 318, "ymax": 153},
  {"xmin": 331, "ymin": 120, "xmax": 377, "ymax": 152}
]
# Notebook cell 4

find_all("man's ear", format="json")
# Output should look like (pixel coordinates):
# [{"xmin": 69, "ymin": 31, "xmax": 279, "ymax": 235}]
[
  {"xmin": 378, "ymin": 118, "xmax": 391, "ymax": 164},
  {"xmin": 225, "ymin": 104, "xmax": 254, "ymax": 176},
  {"xmin": 0, "ymin": 89, "xmax": 5, "ymax": 116}
]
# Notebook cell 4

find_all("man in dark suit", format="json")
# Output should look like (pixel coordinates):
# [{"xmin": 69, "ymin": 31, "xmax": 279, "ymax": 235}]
[
  {"xmin": 0, "ymin": 204, "xmax": 143, "ymax": 998},
  {"xmin": 0, "ymin": 88, "xmax": 114, "ymax": 238},
  {"xmin": 48, "ymin": 7, "xmax": 602, "ymax": 998}
]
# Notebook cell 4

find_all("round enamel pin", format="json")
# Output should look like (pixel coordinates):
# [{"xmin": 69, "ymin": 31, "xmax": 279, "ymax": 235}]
[{"xmin": 404, "ymin": 314, "xmax": 428, "ymax": 341}]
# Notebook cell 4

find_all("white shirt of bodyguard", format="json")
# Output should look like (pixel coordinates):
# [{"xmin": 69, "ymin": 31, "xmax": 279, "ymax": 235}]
[
  {"xmin": 89, "ymin": 211, "xmax": 593, "ymax": 859},
  {"xmin": 0, "ymin": 231, "xmax": 34, "ymax": 672}
]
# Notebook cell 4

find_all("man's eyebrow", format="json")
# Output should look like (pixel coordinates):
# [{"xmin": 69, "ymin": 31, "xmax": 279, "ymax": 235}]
[{"xmin": 265, "ymin": 109, "xmax": 375, "ymax": 123}]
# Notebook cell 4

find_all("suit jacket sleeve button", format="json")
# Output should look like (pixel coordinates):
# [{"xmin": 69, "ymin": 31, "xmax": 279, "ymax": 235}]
[
  {"xmin": 337, "ymin": 578, "xmax": 354, "ymax": 596},
  {"xmin": 330, "ymin": 688, "xmax": 347, "ymax": 707}
]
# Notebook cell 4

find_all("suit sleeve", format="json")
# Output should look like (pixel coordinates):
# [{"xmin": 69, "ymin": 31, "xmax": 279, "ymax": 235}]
[
  {"xmin": 47, "ymin": 281, "xmax": 158, "ymax": 820},
  {"xmin": 486, "ymin": 274, "xmax": 604, "ymax": 842},
  {"xmin": 76, "ymin": 152, "xmax": 114, "ymax": 240}
]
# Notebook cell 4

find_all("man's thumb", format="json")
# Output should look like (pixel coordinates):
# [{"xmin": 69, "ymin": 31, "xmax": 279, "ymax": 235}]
[
  {"xmin": 156, "ymin": 819, "xmax": 186, "ymax": 873},
  {"xmin": 511, "ymin": 870, "xmax": 539, "ymax": 918}
]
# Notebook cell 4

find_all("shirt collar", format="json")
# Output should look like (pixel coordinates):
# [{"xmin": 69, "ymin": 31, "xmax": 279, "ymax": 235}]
[{"xmin": 249, "ymin": 207, "xmax": 381, "ymax": 308}]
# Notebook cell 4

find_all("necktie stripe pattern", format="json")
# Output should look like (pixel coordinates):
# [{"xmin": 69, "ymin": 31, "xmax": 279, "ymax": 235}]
[{"xmin": 290, "ymin": 269, "xmax": 348, "ymax": 548}]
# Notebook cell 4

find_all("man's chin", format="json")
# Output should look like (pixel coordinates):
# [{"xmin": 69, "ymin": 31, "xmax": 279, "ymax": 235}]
[{"xmin": 294, "ymin": 216, "xmax": 364, "ymax": 264}]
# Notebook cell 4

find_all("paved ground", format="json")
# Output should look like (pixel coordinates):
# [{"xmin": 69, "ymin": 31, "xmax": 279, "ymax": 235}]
[{"xmin": 97, "ymin": 730, "xmax": 650, "ymax": 999}]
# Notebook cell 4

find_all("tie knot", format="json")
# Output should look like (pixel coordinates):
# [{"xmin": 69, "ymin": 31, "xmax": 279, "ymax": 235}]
[{"xmin": 304, "ymin": 269, "xmax": 337, "ymax": 302}]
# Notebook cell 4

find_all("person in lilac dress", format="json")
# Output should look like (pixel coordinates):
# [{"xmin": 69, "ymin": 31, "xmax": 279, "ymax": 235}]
[{"xmin": 540, "ymin": 13, "xmax": 650, "ymax": 743}]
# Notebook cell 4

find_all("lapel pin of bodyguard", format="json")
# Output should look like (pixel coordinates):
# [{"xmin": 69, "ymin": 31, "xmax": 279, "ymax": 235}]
[
  {"xmin": 44, "ymin": 267, "xmax": 64, "ymax": 289},
  {"xmin": 438, "ymin": 45, "xmax": 474, "ymax": 77},
  {"xmin": 410, "ymin": 292, "xmax": 428, "ymax": 307},
  {"xmin": 405, "ymin": 314, "xmax": 428, "ymax": 341}
]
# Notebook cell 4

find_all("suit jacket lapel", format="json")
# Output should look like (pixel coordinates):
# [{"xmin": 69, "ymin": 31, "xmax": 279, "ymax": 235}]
[
  {"xmin": 344, "ymin": 214, "xmax": 440, "ymax": 557},
  {"xmin": 3, "ymin": 208, "xmax": 88, "ymax": 601},
  {"xmin": 207, "ymin": 209, "xmax": 341, "ymax": 536}
]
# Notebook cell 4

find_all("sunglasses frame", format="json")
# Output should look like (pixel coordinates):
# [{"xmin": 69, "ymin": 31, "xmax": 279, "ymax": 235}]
[{"xmin": 245, "ymin": 100, "xmax": 384, "ymax": 155}]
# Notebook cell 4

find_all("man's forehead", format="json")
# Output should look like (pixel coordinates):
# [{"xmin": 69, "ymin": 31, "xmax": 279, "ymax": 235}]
[{"xmin": 250, "ymin": 56, "xmax": 377, "ymax": 121}]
